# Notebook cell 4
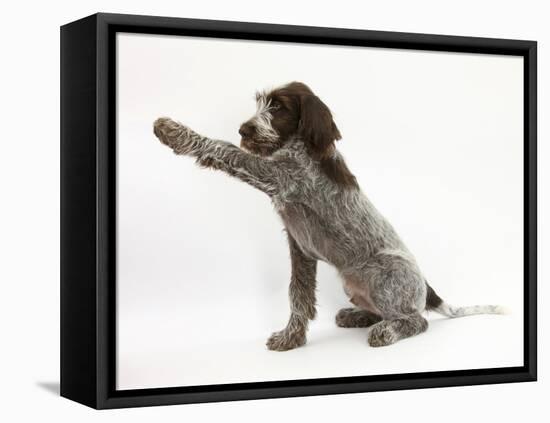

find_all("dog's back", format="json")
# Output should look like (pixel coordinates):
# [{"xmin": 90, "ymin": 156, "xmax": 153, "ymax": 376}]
[{"xmin": 272, "ymin": 140, "xmax": 406, "ymax": 270}]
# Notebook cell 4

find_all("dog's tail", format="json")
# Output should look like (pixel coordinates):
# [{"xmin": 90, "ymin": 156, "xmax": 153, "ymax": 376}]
[{"xmin": 425, "ymin": 282, "xmax": 506, "ymax": 317}]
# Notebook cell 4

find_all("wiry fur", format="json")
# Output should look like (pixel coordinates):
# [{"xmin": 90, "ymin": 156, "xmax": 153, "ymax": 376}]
[
  {"xmin": 153, "ymin": 81, "xmax": 503, "ymax": 350},
  {"xmin": 249, "ymin": 92, "xmax": 279, "ymax": 142}
]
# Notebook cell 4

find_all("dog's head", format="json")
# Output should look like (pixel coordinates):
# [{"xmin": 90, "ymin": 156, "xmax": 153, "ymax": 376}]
[
  {"xmin": 239, "ymin": 82, "xmax": 342, "ymax": 159},
  {"xmin": 239, "ymin": 82, "xmax": 356, "ymax": 188}
]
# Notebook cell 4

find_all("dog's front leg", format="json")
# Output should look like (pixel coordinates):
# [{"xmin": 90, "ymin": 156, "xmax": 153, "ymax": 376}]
[
  {"xmin": 267, "ymin": 235, "xmax": 317, "ymax": 351},
  {"xmin": 153, "ymin": 117, "xmax": 279, "ymax": 196}
]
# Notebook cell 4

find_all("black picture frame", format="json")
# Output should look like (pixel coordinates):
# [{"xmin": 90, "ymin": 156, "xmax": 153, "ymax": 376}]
[{"xmin": 60, "ymin": 12, "xmax": 537, "ymax": 409}]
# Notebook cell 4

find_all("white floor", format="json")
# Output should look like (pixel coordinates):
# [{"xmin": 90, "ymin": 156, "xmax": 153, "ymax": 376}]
[{"xmin": 117, "ymin": 282, "xmax": 523, "ymax": 390}]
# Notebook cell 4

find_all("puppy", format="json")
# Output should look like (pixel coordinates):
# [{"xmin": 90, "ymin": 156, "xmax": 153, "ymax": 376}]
[{"xmin": 153, "ymin": 81, "xmax": 502, "ymax": 350}]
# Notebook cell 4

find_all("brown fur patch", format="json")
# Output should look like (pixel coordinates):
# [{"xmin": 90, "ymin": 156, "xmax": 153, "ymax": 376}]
[{"xmin": 320, "ymin": 155, "xmax": 358, "ymax": 189}]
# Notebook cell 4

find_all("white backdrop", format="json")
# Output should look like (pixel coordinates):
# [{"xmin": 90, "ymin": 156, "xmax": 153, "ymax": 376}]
[
  {"xmin": 2, "ymin": 0, "xmax": 548, "ymax": 422},
  {"xmin": 117, "ymin": 33, "xmax": 523, "ymax": 389}
]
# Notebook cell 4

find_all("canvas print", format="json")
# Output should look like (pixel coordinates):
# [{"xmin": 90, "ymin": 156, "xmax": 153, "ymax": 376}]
[{"xmin": 116, "ymin": 33, "xmax": 524, "ymax": 390}]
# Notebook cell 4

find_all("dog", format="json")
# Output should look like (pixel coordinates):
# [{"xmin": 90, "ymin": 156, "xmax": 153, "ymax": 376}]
[{"xmin": 153, "ymin": 81, "xmax": 503, "ymax": 350}]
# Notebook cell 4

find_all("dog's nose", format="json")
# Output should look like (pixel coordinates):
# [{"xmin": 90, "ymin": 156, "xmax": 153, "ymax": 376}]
[{"xmin": 239, "ymin": 123, "xmax": 254, "ymax": 138}]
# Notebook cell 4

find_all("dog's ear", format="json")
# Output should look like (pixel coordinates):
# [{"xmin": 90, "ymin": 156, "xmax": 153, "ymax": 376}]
[{"xmin": 298, "ymin": 94, "xmax": 341, "ymax": 159}]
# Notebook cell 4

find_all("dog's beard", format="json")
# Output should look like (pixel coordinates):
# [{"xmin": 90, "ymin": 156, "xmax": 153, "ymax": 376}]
[{"xmin": 240, "ymin": 137, "xmax": 280, "ymax": 157}]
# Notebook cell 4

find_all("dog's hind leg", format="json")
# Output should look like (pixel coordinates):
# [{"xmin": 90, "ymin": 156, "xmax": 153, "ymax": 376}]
[
  {"xmin": 266, "ymin": 234, "xmax": 317, "ymax": 351},
  {"xmin": 367, "ymin": 313, "xmax": 428, "ymax": 347},
  {"xmin": 359, "ymin": 251, "xmax": 429, "ymax": 347},
  {"xmin": 335, "ymin": 308, "xmax": 382, "ymax": 328}
]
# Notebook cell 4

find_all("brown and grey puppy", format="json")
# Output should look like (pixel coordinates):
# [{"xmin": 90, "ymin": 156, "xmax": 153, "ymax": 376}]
[{"xmin": 153, "ymin": 81, "xmax": 503, "ymax": 350}]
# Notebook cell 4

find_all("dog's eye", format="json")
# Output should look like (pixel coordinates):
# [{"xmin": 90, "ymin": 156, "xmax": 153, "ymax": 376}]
[{"xmin": 271, "ymin": 102, "xmax": 281, "ymax": 111}]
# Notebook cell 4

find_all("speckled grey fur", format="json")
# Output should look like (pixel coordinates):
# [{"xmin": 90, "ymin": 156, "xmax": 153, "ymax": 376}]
[{"xmin": 153, "ymin": 88, "xmax": 503, "ymax": 350}]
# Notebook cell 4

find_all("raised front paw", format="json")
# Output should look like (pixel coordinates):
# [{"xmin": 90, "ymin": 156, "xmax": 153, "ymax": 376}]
[
  {"xmin": 153, "ymin": 117, "xmax": 194, "ymax": 154},
  {"xmin": 266, "ymin": 329, "xmax": 306, "ymax": 351}
]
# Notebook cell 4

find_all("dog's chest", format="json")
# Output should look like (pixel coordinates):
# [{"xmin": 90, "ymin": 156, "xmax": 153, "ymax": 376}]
[{"xmin": 273, "ymin": 199, "xmax": 332, "ymax": 261}]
